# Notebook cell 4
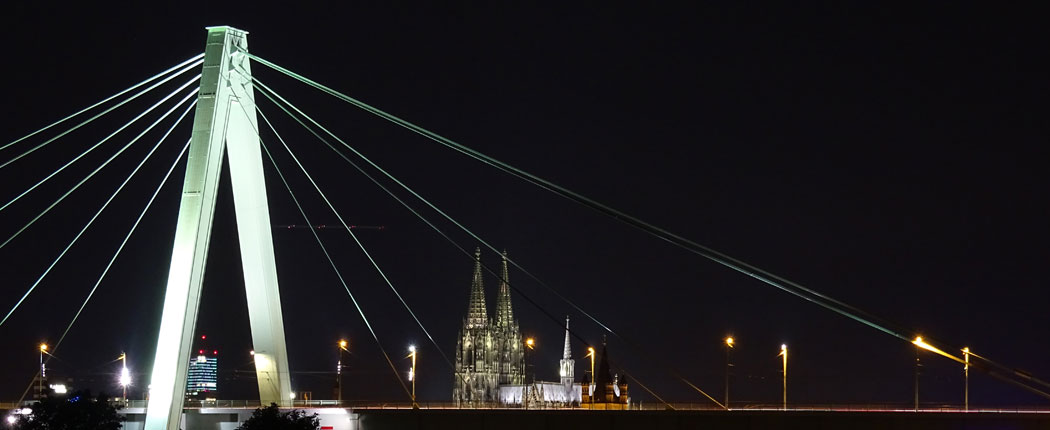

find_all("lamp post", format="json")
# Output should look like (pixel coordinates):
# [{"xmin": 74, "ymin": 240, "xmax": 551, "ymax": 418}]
[
  {"xmin": 407, "ymin": 345, "xmax": 417, "ymax": 407},
  {"xmin": 585, "ymin": 347, "xmax": 595, "ymax": 406},
  {"xmin": 963, "ymin": 347, "xmax": 970, "ymax": 411},
  {"xmin": 912, "ymin": 336, "xmax": 976, "ymax": 412},
  {"xmin": 913, "ymin": 337, "xmax": 922, "ymax": 411},
  {"xmin": 524, "ymin": 338, "xmax": 535, "ymax": 409},
  {"xmin": 337, "ymin": 340, "xmax": 348, "ymax": 403},
  {"xmin": 778, "ymin": 344, "xmax": 787, "ymax": 410},
  {"xmin": 38, "ymin": 343, "xmax": 48, "ymax": 398},
  {"xmin": 724, "ymin": 336, "xmax": 734, "ymax": 410},
  {"xmin": 119, "ymin": 352, "xmax": 131, "ymax": 406}
]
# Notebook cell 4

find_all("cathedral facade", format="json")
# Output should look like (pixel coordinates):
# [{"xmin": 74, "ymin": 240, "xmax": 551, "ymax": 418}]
[
  {"xmin": 452, "ymin": 249, "xmax": 616, "ymax": 408},
  {"xmin": 452, "ymin": 249, "xmax": 524, "ymax": 404}
]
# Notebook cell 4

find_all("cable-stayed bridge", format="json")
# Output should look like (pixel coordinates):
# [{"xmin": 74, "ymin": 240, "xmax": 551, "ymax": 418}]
[{"xmin": 1, "ymin": 26, "xmax": 1048, "ymax": 430}]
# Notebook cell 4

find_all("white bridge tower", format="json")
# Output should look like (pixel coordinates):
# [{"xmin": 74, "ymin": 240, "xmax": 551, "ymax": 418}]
[{"xmin": 144, "ymin": 26, "xmax": 292, "ymax": 430}]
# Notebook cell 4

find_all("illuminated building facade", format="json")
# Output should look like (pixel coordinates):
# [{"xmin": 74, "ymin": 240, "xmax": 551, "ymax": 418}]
[
  {"xmin": 453, "ymin": 250, "xmax": 524, "ymax": 404},
  {"xmin": 452, "ymin": 250, "xmax": 591, "ymax": 407},
  {"xmin": 580, "ymin": 343, "xmax": 629, "ymax": 409},
  {"xmin": 186, "ymin": 345, "xmax": 218, "ymax": 399},
  {"xmin": 498, "ymin": 317, "xmax": 583, "ymax": 406}
]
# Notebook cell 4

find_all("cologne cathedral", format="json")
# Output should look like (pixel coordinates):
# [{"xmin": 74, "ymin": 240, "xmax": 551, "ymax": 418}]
[
  {"xmin": 452, "ymin": 249, "xmax": 525, "ymax": 404},
  {"xmin": 453, "ymin": 248, "xmax": 623, "ymax": 408}
]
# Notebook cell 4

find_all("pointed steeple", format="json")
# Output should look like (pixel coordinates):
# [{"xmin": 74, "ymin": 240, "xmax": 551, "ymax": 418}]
[
  {"xmin": 562, "ymin": 316, "xmax": 572, "ymax": 360},
  {"xmin": 593, "ymin": 343, "xmax": 614, "ymax": 402},
  {"xmin": 559, "ymin": 315, "xmax": 575, "ymax": 385},
  {"xmin": 466, "ymin": 247, "xmax": 488, "ymax": 328},
  {"xmin": 494, "ymin": 250, "xmax": 515, "ymax": 328}
]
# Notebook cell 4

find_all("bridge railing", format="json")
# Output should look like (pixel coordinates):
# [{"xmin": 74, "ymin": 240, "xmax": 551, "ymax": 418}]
[{"xmin": 9, "ymin": 399, "xmax": 1050, "ymax": 413}]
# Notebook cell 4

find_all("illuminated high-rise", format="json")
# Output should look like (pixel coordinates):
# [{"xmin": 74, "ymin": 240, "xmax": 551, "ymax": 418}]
[{"xmin": 186, "ymin": 346, "xmax": 218, "ymax": 399}]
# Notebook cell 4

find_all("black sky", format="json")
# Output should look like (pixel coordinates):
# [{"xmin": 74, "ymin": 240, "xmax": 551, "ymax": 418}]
[{"xmin": 1, "ymin": 3, "xmax": 1047, "ymax": 407}]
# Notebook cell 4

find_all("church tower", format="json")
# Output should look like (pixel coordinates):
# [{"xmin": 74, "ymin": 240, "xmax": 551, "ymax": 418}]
[
  {"xmin": 453, "ymin": 249, "xmax": 523, "ymax": 405},
  {"xmin": 559, "ymin": 316, "xmax": 575, "ymax": 386},
  {"xmin": 493, "ymin": 251, "xmax": 524, "ymax": 385},
  {"xmin": 453, "ymin": 249, "xmax": 498, "ymax": 404}
]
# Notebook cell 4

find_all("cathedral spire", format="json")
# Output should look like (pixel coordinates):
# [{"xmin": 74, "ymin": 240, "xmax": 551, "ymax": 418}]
[
  {"xmin": 466, "ymin": 247, "xmax": 488, "ymax": 328},
  {"xmin": 494, "ymin": 250, "xmax": 515, "ymax": 328}
]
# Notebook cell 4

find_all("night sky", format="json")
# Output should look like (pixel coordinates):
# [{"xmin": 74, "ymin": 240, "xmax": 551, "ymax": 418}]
[{"xmin": 1, "ymin": 4, "xmax": 1046, "ymax": 408}]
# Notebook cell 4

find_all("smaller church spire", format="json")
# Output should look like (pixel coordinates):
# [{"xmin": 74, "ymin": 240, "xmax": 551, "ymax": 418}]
[
  {"xmin": 593, "ymin": 343, "xmax": 614, "ymax": 402},
  {"xmin": 465, "ymin": 247, "xmax": 488, "ymax": 328},
  {"xmin": 559, "ymin": 315, "xmax": 575, "ymax": 386},
  {"xmin": 562, "ymin": 316, "xmax": 572, "ymax": 360}
]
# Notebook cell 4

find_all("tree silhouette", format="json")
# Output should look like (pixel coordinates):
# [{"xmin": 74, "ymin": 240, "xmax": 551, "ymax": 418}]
[
  {"xmin": 237, "ymin": 403, "xmax": 320, "ymax": 430},
  {"xmin": 12, "ymin": 390, "xmax": 123, "ymax": 430}
]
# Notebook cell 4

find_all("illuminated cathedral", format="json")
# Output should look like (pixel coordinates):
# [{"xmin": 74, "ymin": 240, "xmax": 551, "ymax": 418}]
[
  {"xmin": 452, "ymin": 249, "xmax": 525, "ymax": 404},
  {"xmin": 453, "ymin": 249, "xmax": 624, "ymax": 407}
]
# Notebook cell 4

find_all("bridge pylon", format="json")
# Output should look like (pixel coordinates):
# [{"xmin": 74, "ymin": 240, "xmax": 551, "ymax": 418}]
[{"xmin": 144, "ymin": 26, "xmax": 292, "ymax": 430}]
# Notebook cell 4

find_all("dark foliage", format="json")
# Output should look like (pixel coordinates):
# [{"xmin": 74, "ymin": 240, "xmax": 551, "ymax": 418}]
[
  {"xmin": 12, "ymin": 390, "xmax": 123, "ymax": 430},
  {"xmin": 237, "ymin": 403, "xmax": 320, "ymax": 430}
]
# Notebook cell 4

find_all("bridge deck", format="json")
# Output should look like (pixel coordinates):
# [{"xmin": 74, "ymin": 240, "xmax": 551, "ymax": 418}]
[{"xmin": 353, "ymin": 409, "xmax": 1050, "ymax": 430}]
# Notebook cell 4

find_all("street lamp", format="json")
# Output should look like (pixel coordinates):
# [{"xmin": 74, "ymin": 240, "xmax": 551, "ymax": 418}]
[
  {"xmin": 524, "ymin": 338, "xmax": 535, "ymax": 409},
  {"xmin": 912, "ymin": 337, "xmax": 924, "ymax": 411},
  {"xmin": 38, "ymin": 343, "xmax": 48, "ymax": 398},
  {"xmin": 585, "ymin": 347, "xmax": 595, "ymax": 406},
  {"xmin": 337, "ymin": 339, "xmax": 348, "ymax": 403},
  {"xmin": 963, "ymin": 347, "xmax": 970, "ymax": 411},
  {"xmin": 724, "ymin": 336, "xmax": 734, "ymax": 410},
  {"xmin": 119, "ymin": 352, "xmax": 131, "ymax": 406},
  {"xmin": 407, "ymin": 345, "xmax": 417, "ymax": 407},
  {"xmin": 778, "ymin": 344, "xmax": 787, "ymax": 410},
  {"xmin": 911, "ymin": 336, "xmax": 977, "ymax": 411}
]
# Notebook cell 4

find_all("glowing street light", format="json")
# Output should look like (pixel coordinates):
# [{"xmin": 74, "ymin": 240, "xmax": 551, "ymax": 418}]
[
  {"xmin": 912, "ymin": 337, "xmax": 924, "ymax": 410},
  {"xmin": 337, "ymin": 339, "xmax": 349, "ymax": 403},
  {"xmin": 911, "ymin": 336, "xmax": 976, "ymax": 411},
  {"xmin": 38, "ymin": 343, "xmax": 48, "ymax": 398},
  {"xmin": 585, "ymin": 347, "xmax": 596, "ymax": 406},
  {"xmin": 119, "ymin": 352, "xmax": 131, "ymax": 406},
  {"xmin": 523, "ymin": 338, "xmax": 535, "ymax": 409},
  {"xmin": 120, "ymin": 365, "xmax": 132, "ymax": 388},
  {"xmin": 913, "ymin": 337, "xmax": 946, "ymax": 358},
  {"xmin": 778, "ymin": 344, "xmax": 788, "ymax": 410},
  {"xmin": 912, "ymin": 336, "xmax": 968, "ymax": 363},
  {"xmin": 407, "ymin": 345, "xmax": 417, "ymax": 407},
  {"xmin": 725, "ymin": 336, "xmax": 734, "ymax": 410},
  {"xmin": 963, "ymin": 347, "xmax": 970, "ymax": 411}
]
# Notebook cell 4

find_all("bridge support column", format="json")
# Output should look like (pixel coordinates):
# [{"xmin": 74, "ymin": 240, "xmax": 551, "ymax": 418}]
[{"xmin": 145, "ymin": 26, "xmax": 292, "ymax": 430}]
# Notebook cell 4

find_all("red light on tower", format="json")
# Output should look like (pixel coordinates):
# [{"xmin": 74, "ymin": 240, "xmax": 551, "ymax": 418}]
[
  {"xmin": 199, "ymin": 349, "xmax": 203, "ymax": 354},
  {"xmin": 201, "ymin": 335, "xmax": 206, "ymax": 340},
  {"xmin": 213, "ymin": 350, "xmax": 218, "ymax": 355}
]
